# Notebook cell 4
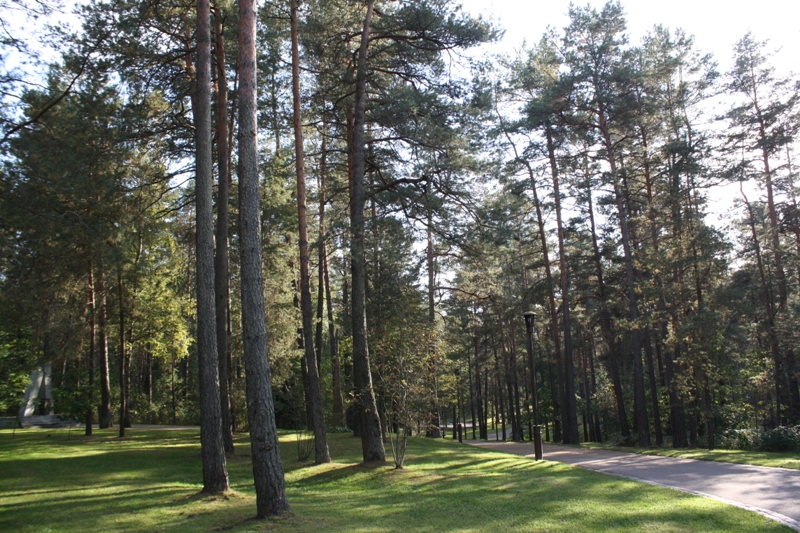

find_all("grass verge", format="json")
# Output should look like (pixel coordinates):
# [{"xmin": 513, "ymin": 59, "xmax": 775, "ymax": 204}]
[
  {"xmin": 0, "ymin": 427, "xmax": 792, "ymax": 532},
  {"xmin": 578, "ymin": 441, "xmax": 800, "ymax": 470}
]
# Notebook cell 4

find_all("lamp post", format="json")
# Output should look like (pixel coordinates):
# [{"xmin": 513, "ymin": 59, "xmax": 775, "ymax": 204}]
[
  {"xmin": 523, "ymin": 311, "xmax": 543, "ymax": 460},
  {"xmin": 454, "ymin": 367, "xmax": 463, "ymax": 442}
]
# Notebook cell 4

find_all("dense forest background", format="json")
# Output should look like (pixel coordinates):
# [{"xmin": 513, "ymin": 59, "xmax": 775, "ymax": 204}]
[{"xmin": 2, "ymin": 0, "xmax": 799, "ymax": 459}]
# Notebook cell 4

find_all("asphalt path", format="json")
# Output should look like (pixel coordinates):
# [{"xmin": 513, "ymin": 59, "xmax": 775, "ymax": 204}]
[{"xmin": 467, "ymin": 440, "xmax": 800, "ymax": 531}]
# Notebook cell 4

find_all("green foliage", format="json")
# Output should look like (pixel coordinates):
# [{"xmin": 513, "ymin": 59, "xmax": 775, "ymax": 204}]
[
  {"xmin": 0, "ymin": 333, "xmax": 35, "ymax": 414},
  {"xmin": 753, "ymin": 426, "xmax": 800, "ymax": 452}
]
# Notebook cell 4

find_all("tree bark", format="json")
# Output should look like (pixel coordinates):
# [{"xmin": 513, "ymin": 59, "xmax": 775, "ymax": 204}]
[
  {"xmin": 493, "ymin": 340, "xmax": 507, "ymax": 441},
  {"xmin": 118, "ymin": 266, "xmax": 126, "ymax": 438},
  {"xmin": 425, "ymin": 209, "xmax": 441, "ymax": 438},
  {"xmin": 475, "ymin": 349, "xmax": 486, "ymax": 439},
  {"xmin": 349, "ymin": 0, "xmax": 385, "ymax": 463},
  {"xmin": 319, "ymin": 121, "xmax": 345, "ymax": 428},
  {"xmin": 213, "ymin": 5, "xmax": 234, "ymax": 456},
  {"xmin": 291, "ymin": 0, "xmax": 330, "ymax": 465},
  {"xmin": 196, "ymin": 0, "xmax": 229, "ymax": 493},
  {"xmin": 97, "ymin": 262, "xmax": 112, "ymax": 429},
  {"xmin": 324, "ymin": 243, "xmax": 344, "ymax": 427},
  {"xmin": 468, "ymin": 341, "xmax": 477, "ymax": 440},
  {"xmin": 237, "ymin": 0, "xmax": 290, "ymax": 513},
  {"xmin": 85, "ymin": 261, "xmax": 95, "ymax": 436},
  {"xmin": 644, "ymin": 328, "xmax": 663, "ymax": 446}
]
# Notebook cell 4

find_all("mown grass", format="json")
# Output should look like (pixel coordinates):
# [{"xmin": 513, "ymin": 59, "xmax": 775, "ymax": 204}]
[
  {"xmin": 578, "ymin": 441, "xmax": 800, "ymax": 470},
  {"xmin": 0, "ymin": 427, "xmax": 791, "ymax": 532}
]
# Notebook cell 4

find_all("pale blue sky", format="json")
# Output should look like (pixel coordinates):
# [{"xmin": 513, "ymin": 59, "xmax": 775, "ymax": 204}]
[{"xmin": 459, "ymin": 0, "xmax": 799, "ymax": 76}]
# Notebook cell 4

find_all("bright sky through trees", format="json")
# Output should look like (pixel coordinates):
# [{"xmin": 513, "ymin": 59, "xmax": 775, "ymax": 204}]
[
  {"xmin": 458, "ymin": 0, "xmax": 800, "ymax": 232},
  {"xmin": 460, "ymin": 0, "xmax": 799, "ymax": 76}
]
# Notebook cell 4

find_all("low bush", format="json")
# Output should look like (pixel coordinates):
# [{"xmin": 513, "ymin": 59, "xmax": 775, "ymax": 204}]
[
  {"xmin": 718, "ymin": 426, "xmax": 800, "ymax": 452},
  {"xmin": 718, "ymin": 428, "xmax": 759, "ymax": 450},
  {"xmin": 755, "ymin": 425, "xmax": 800, "ymax": 452}
]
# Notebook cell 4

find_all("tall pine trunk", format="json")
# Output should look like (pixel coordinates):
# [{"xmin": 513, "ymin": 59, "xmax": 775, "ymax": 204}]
[
  {"xmin": 319, "ymin": 121, "xmax": 345, "ymax": 427},
  {"xmin": 213, "ymin": 6, "xmax": 234, "ymax": 455},
  {"xmin": 97, "ymin": 262, "xmax": 112, "ymax": 429},
  {"xmin": 291, "ymin": 0, "xmax": 330, "ymax": 465},
  {"xmin": 118, "ymin": 266, "xmax": 126, "ymax": 438},
  {"xmin": 237, "ymin": 0, "xmax": 290, "ymax": 513},
  {"xmin": 85, "ymin": 261, "xmax": 95, "ymax": 436},
  {"xmin": 195, "ymin": 0, "xmax": 229, "ymax": 493},
  {"xmin": 349, "ymin": 0, "xmax": 385, "ymax": 463},
  {"xmin": 425, "ymin": 209, "xmax": 441, "ymax": 438}
]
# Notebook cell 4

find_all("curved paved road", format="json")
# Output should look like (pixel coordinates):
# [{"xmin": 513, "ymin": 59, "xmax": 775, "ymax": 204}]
[{"xmin": 467, "ymin": 440, "xmax": 800, "ymax": 531}]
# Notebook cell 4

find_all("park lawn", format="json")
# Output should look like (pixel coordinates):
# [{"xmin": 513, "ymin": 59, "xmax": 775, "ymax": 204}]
[
  {"xmin": 578, "ymin": 441, "xmax": 800, "ymax": 470},
  {"xmin": 0, "ymin": 428, "xmax": 791, "ymax": 533}
]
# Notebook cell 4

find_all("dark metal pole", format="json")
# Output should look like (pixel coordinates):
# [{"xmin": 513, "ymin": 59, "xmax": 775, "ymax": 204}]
[{"xmin": 524, "ymin": 311, "xmax": 543, "ymax": 460}]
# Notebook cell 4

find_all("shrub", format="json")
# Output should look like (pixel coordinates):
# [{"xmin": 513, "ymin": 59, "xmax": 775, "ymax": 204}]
[
  {"xmin": 755, "ymin": 426, "xmax": 800, "ymax": 452},
  {"xmin": 718, "ymin": 428, "xmax": 759, "ymax": 450}
]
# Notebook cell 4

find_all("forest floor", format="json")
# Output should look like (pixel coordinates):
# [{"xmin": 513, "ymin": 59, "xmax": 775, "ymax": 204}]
[
  {"xmin": 469, "ymin": 440, "xmax": 800, "ymax": 531},
  {"xmin": 0, "ymin": 427, "xmax": 794, "ymax": 532}
]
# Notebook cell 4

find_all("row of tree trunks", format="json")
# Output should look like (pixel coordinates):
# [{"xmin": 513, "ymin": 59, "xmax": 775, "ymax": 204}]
[
  {"xmin": 544, "ymin": 125, "xmax": 579, "ymax": 444},
  {"xmin": 582, "ymin": 167, "xmax": 630, "ymax": 439}
]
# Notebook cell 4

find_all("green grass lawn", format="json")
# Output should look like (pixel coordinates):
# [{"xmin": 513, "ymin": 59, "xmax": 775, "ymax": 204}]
[
  {"xmin": 0, "ymin": 427, "xmax": 791, "ymax": 532},
  {"xmin": 578, "ymin": 441, "xmax": 800, "ymax": 470}
]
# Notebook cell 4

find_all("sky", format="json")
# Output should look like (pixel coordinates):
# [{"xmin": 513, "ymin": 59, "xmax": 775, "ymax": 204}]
[
  {"xmin": 458, "ymin": 0, "xmax": 800, "ymax": 77},
  {"xmin": 456, "ymin": 0, "xmax": 800, "ymax": 233}
]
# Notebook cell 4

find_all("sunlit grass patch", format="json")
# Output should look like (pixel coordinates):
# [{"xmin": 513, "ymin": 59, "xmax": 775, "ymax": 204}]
[{"xmin": 0, "ymin": 428, "xmax": 791, "ymax": 532}]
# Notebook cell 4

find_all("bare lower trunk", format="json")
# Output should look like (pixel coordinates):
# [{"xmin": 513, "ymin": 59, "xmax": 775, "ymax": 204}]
[
  {"xmin": 475, "ymin": 353, "xmax": 486, "ymax": 439},
  {"xmin": 85, "ymin": 261, "xmax": 95, "ymax": 436},
  {"xmin": 324, "ymin": 246, "xmax": 344, "ymax": 427},
  {"xmin": 497, "ymin": 115, "xmax": 563, "ymax": 442},
  {"xmin": 644, "ymin": 328, "xmax": 663, "ymax": 446},
  {"xmin": 468, "ymin": 341, "xmax": 477, "ymax": 440},
  {"xmin": 97, "ymin": 264, "xmax": 112, "ymax": 429},
  {"xmin": 118, "ymin": 267, "xmax": 126, "ymax": 438},
  {"xmin": 704, "ymin": 374, "xmax": 715, "ymax": 450}
]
